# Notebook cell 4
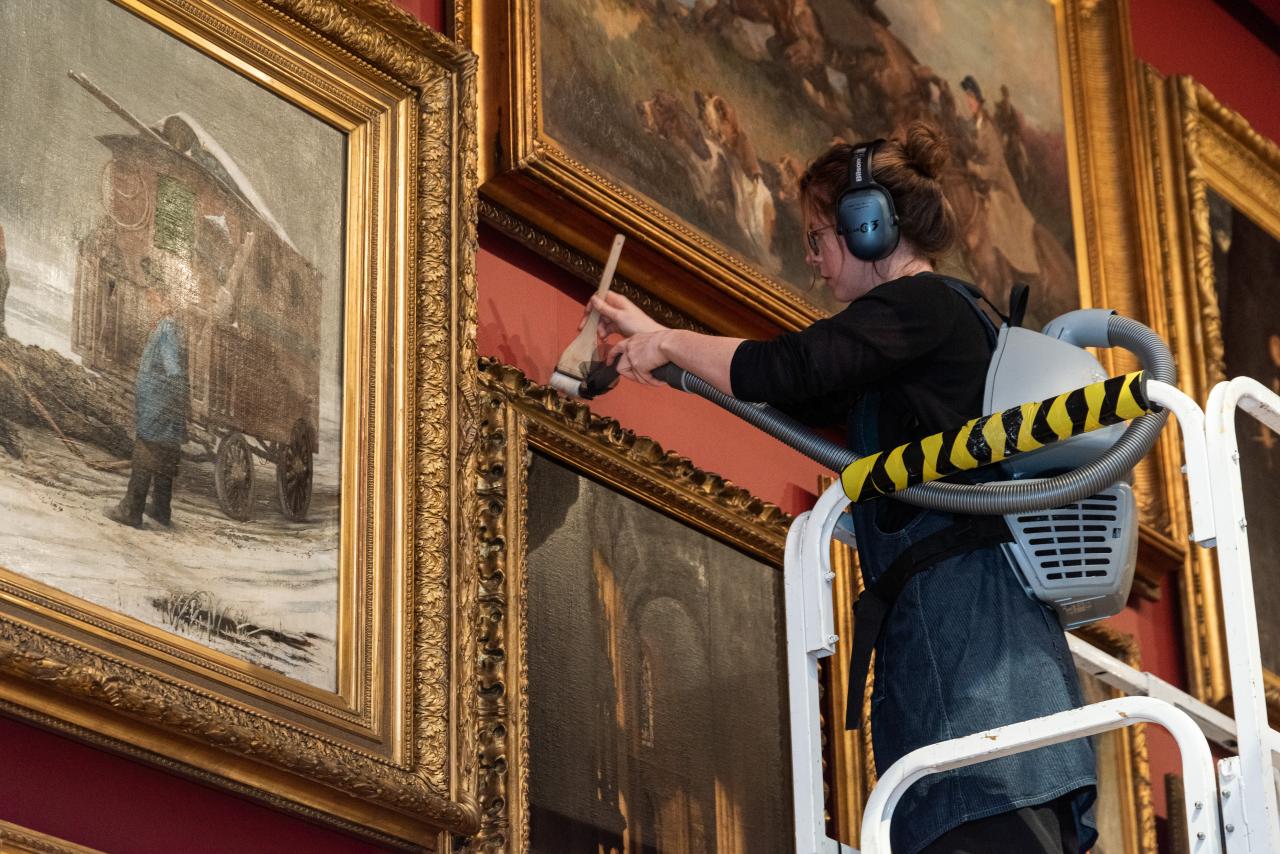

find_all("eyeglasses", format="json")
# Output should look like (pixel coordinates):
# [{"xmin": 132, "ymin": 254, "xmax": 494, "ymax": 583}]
[{"xmin": 807, "ymin": 224, "xmax": 837, "ymax": 256}]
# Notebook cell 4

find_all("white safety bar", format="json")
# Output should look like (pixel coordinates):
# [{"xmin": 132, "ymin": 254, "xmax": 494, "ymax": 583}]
[
  {"xmin": 1147, "ymin": 380, "xmax": 1217, "ymax": 545},
  {"xmin": 860, "ymin": 697, "xmax": 1222, "ymax": 854},
  {"xmin": 1203, "ymin": 377, "xmax": 1280, "ymax": 853},
  {"xmin": 1068, "ymin": 633, "xmax": 1242, "ymax": 751},
  {"xmin": 785, "ymin": 481, "xmax": 858, "ymax": 854}
]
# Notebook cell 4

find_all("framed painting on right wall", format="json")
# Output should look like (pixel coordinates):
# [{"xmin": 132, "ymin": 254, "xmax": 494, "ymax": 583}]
[{"xmin": 1146, "ymin": 69, "xmax": 1280, "ymax": 717}]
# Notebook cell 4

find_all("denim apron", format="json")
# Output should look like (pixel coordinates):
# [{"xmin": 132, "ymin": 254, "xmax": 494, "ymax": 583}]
[{"xmin": 848, "ymin": 391, "xmax": 1098, "ymax": 854}]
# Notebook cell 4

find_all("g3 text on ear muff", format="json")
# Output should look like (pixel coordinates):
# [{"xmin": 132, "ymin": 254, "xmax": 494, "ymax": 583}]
[{"xmin": 835, "ymin": 139, "xmax": 900, "ymax": 261}]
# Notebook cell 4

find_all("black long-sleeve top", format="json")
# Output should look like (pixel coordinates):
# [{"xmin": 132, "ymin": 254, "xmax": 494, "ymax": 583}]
[
  {"xmin": 730, "ymin": 274, "xmax": 994, "ymax": 523},
  {"xmin": 730, "ymin": 273, "xmax": 993, "ymax": 446}
]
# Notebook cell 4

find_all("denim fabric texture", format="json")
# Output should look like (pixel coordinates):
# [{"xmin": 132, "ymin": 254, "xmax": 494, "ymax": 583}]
[{"xmin": 848, "ymin": 391, "xmax": 1098, "ymax": 854}]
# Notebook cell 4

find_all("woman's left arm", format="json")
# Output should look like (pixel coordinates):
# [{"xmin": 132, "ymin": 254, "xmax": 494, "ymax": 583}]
[{"xmin": 610, "ymin": 328, "xmax": 744, "ymax": 395}]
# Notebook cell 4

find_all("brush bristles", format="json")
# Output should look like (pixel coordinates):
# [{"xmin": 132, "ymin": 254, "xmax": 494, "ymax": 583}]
[{"xmin": 549, "ymin": 370, "xmax": 585, "ymax": 397}]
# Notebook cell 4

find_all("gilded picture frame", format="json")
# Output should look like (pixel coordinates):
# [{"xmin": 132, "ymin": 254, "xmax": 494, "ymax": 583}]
[
  {"xmin": 470, "ymin": 361, "xmax": 1154, "ymax": 852},
  {"xmin": 472, "ymin": 357, "xmax": 795, "ymax": 852},
  {"xmin": 459, "ymin": 0, "xmax": 1154, "ymax": 340},
  {"xmin": 0, "ymin": 820, "xmax": 105, "ymax": 854},
  {"xmin": 1146, "ymin": 69, "xmax": 1280, "ymax": 717},
  {"xmin": 0, "ymin": 0, "xmax": 479, "ymax": 847},
  {"xmin": 459, "ymin": 0, "xmax": 1187, "ymax": 575}
]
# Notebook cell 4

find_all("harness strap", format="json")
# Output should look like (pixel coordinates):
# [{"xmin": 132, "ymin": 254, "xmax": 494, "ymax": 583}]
[
  {"xmin": 935, "ymin": 275, "xmax": 1002, "ymax": 349},
  {"xmin": 846, "ymin": 512, "xmax": 1013, "ymax": 729}
]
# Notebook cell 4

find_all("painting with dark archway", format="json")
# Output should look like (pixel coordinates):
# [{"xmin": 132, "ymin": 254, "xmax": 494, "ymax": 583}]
[{"xmin": 525, "ymin": 452, "xmax": 792, "ymax": 852}]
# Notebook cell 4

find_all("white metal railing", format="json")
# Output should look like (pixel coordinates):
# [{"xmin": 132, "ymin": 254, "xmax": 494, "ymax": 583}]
[
  {"xmin": 859, "ymin": 697, "xmax": 1222, "ymax": 854},
  {"xmin": 1202, "ymin": 377, "xmax": 1280, "ymax": 852},
  {"xmin": 785, "ymin": 481, "xmax": 858, "ymax": 854}
]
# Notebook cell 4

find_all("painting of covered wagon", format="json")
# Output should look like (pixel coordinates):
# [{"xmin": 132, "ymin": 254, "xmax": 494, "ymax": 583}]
[{"xmin": 68, "ymin": 72, "xmax": 324, "ymax": 523}]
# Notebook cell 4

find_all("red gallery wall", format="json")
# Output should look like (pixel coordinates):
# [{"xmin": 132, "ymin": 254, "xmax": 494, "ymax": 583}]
[{"xmin": 0, "ymin": 1, "xmax": 1271, "ymax": 851}]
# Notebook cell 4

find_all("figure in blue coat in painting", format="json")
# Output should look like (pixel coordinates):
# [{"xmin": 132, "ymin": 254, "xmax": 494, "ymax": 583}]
[{"xmin": 106, "ymin": 264, "xmax": 189, "ymax": 529}]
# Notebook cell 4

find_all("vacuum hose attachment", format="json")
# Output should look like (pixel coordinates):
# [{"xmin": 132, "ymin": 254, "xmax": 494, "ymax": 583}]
[
  {"xmin": 653, "ymin": 313, "xmax": 1173, "ymax": 516},
  {"xmin": 650, "ymin": 364, "xmax": 856, "ymax": 471},
  {"xmin": 898, "ymin": 314, "xmax": 1172, "ymax": 514}
]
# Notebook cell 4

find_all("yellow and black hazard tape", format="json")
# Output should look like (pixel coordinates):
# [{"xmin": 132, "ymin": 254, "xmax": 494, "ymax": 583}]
[{"xmin": 839, "ymin": 371, "xmax": 1154, "ymax": 503}]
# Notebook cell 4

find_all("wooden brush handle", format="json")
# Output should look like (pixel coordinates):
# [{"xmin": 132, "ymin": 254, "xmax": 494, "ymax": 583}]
[
  {"xmin": 555, "ymin": 234, "xmax": 626, "ymax": 378},
  {"xmin": 593, "ymin": 234, "xmax": 626, "ymax": 300}
]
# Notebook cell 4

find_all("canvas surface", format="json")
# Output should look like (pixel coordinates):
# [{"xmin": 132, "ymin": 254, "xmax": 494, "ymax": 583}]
[
  {"xmin": 525, "ymin": 452, "xmax": 792, "ymax": 852},
  {"xmin": 1208, "ymin": 187, "xmax": 1280, "ymax": 677},
  {"xmin": 541, "ymin": 0, "xmax": 1078, "ymax": 325},
  {"xmin": 0, "ymin": 0, "xmax": 345, "ymax": 690}
]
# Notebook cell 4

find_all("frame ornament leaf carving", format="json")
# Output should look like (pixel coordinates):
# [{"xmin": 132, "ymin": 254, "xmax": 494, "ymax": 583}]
[{"xmin": 0, "ymin": 0, "xmax": 480, "ymax": 847}]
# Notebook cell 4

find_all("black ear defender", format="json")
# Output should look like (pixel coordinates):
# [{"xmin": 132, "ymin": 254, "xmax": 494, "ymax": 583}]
[{"xmin": 835, "ymin": 139, "xmax": 900, "ymax": 261}]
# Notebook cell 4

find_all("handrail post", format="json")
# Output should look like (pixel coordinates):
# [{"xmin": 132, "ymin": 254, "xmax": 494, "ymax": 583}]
[{"xmin": 1204, "ymin": 377, "xmax": 1280, "ymax": 852}]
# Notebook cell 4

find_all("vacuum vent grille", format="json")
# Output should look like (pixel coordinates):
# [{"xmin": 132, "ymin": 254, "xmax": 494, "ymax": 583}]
[{"xmin": 1008, "ymin": 492, "xmax": 1124, "ymax": 587}]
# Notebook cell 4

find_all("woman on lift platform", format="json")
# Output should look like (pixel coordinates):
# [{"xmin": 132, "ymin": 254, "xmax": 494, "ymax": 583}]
[{"xmin": 588, "ymin": 121, "xmax": 1097, "ymax": 854}]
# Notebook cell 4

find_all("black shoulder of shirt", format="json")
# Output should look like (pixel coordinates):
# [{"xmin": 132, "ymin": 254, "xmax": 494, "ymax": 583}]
[
  {"xmin": 842, "ymin": 272, "xmax": 967, "ymax": 313},
  {"xmin": 815, "ymin": 273, "xmax": 974, "ymax": 339}
]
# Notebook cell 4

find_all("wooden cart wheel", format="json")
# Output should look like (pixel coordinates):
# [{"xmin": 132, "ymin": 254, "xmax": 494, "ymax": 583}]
[
  {"xmin": 214, "ymin": 432, "xmax": 255, "ymax": 521},
  {"xmin": 276, "ymin": 418, "xmax": 314, "ymax": 522}
]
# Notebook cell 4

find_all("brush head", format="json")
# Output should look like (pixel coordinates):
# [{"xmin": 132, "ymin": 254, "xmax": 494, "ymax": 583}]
[
  {"xmin": 555, "ymin": 314, "xmax": 603, "ymax": 378},
  {"xmin": 549, "ymin": 369, "xmax": 586, "ymax": 397},
  {"xmin": 550, "ymin": 357, "xmax": 621, "ymax": 400}
]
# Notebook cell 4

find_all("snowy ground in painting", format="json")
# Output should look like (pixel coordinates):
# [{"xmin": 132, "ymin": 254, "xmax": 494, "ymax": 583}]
[
  {"xmin": 0, "ymin": 250, "xmax": 341, "ymax": 692},
  {"xmin": 0, "ymin": 422, "xmax": 340, "ymax": 692}
]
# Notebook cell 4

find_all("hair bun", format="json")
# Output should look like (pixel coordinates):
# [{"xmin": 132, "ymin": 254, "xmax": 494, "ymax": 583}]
[{"xmin": 900, "ymin": 121, "xmax": 950, "ymax": 180}]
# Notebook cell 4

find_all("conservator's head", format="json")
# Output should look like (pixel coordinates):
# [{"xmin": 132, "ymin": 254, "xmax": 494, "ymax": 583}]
[{"xmin": 799, "ymin": 122, "xmax": 957, "ymax": 303}]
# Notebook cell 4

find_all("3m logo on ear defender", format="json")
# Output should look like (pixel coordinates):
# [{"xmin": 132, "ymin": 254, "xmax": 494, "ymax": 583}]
[{"xmin": 857, "ymin": 220, "xmax": 880, "ymax": 233}]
